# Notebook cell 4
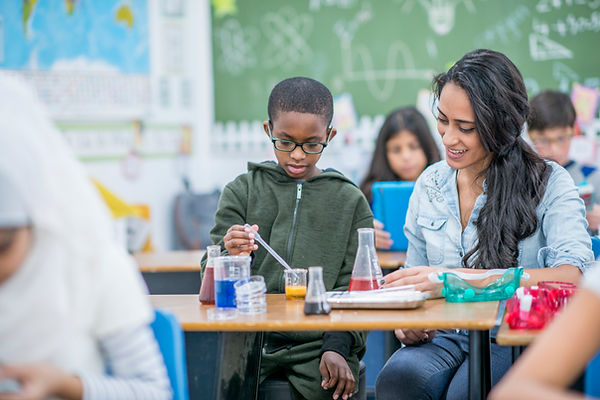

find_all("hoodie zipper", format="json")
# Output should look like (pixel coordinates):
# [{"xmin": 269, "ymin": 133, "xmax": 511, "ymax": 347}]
[{"xmin": 286, "ymin": 183, "xmax": 303, "ymax": 260}]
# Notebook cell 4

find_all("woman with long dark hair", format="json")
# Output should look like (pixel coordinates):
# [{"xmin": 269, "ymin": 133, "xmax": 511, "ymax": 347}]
[
  {"xmin": 375, "ymin": 49, "xmax": 592, "ymax": 399},
  {"xmin": 360, "ymin": 107, "xmax": 440, "ymax": 249}
]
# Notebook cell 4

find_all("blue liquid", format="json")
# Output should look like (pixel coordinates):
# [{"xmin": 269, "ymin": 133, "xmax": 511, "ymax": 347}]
[{"xmin": 215, "ymin": 279, "xmax": 237, "ymax": 308}]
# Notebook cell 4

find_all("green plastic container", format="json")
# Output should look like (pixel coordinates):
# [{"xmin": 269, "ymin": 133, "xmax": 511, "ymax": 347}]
[{"xmin": 438, "ymin": 267, "xmax": 525, "ymax": 303}]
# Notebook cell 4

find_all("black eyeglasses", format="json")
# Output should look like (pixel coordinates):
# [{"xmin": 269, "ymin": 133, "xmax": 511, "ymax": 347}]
[{"xmin": 268, "ymin": 122, "xmax": 332, "ymax": 155}]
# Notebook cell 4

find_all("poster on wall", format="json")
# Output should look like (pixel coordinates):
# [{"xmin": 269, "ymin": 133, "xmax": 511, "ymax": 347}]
[{"xmin": 0, "ymin": 0, "xmax": 151, "ymax": 120}]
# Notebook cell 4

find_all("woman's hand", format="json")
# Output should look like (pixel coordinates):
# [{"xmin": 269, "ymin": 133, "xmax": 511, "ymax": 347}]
[
  {"xmin": 0, "ymin": 364, "xmax": 82, "ymax": 400},
  {"xmin": 319, "ymin": 351, "xmax": 355, "ymax": 400},
  {"xmin": 394, "ymin": 329, "xmax": 437, "ymax": 346},
  {"xmin": 381, "ymin": 266, "xmax": 445, "ymax": 298},
  {"xmin": 374, "ymin": 219, "xmax": 393, "ymax": 250},
  {"xmin": 223, "ymin": 224, "xmax": 259, "ymax": 256}
]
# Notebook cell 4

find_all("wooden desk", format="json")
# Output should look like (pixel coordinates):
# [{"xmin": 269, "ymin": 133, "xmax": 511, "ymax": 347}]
[
  {"xmin": 150, "ymin": 294, "xmax": 498, "ymax": 400},
  {"xmin": 150, "ymin": 294, "xmax": 497, "ymax": 332},
  {"xmin": 134, "ymin": 251, "xmax": 204, "ymax": 294},
  {"xmin": 377, "ymin": 251, "xmax": 406, "ymax": 269},
  {"xmin": 496, "ymin": 320, "xmax": 539, "ymax": 347},
  {"xmin": 495, "ymin": 313, "xmax": 541, "ymax": 363},
  {"xmin": 135, "ymin": 250, "xmax": 205, "ymax": 272}
]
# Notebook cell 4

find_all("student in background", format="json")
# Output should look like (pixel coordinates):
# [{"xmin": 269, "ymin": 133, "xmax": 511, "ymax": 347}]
[
  {"xmin": 489, "ymin": 264, "xmax": 600, "ymax": 400},
  {"xmin": 375, "ymin": 49, "xmax": 592, "ymax": 400},
  {"xmin": 204, "ymin": 77, "xmax": 372, "ymax": 400},
  {"xmin": 0, "ymin": 75, "xmax": 171, "ymax": 400},
  {"xmin": 528, "ymin": 90, "xmax": 600, "ymax": 232},
  {"xmin": 359, "ymin": 106, "xmax": 440, "ymax": 249}
]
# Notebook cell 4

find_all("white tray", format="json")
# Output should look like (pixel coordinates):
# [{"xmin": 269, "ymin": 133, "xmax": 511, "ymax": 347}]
[{"xmin": 326, "ymin": 290, "xmax": 427, "ymax": 309}]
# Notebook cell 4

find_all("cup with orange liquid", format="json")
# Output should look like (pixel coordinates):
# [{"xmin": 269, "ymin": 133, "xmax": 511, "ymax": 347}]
[{"xmin": 284, "ymin": 268, "xmax": 307, "ymax": 300}]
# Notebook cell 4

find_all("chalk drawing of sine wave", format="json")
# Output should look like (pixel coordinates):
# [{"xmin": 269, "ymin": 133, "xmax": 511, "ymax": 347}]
[
  {"xmin": 344, "ymin": 41, "xmax": 434, "ymax": 102},
  {"xmin": 262, "ymin": 8, "xmax": 314, "ymax": 70}
]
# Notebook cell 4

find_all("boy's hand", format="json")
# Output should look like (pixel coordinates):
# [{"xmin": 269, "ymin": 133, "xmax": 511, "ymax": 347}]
[
  {"xmin": 319, "ymin": 351, "xmax": 355, "ymax": 400},
  {"xmin": 374, "ymin": 219, "xmax": 393, "ymax": 250},
  {"xmin": 223, "ymin": 224, "xmax": 259, "ymax": 256},
  {"xmin": 394, "ymin": 328, "xmax": 436, "ymax": 345}
]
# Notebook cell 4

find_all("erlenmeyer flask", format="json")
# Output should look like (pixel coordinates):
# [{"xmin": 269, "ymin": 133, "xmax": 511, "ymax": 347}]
[
  {"xmin": 198, "ymin": 245, "xmax": 221, "ymax": 304},
  {"xmin": 365, "ymin": 228, "xmax": 383, "ymax": 282},
  {"xmin": 304, "ymin": 266, "xmax": 331, "ymax": 315},
  {"xmin": 349, "ymin": 228, "xmax": 380, "ymax": 291}
]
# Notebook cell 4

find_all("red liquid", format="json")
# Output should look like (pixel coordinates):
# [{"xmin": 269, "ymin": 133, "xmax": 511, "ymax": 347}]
[
  {"xmin": 198, "ymin": 267, "xmax": 215, "ymax": 304},
  {"xmin": 348, "ymin": 278, "xmax": 379, "ymax": 291}
]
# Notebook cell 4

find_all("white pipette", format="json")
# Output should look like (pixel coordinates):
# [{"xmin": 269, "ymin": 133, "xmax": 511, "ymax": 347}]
[{"xmin": 244, "ymin": 224, "xmax": 294, "ymax": 272}]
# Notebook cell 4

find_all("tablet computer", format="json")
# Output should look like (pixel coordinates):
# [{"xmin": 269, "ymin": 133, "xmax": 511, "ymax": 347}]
[{"xmin": 371, "ymin": 181, "xmax": 415, "ymax": 251}]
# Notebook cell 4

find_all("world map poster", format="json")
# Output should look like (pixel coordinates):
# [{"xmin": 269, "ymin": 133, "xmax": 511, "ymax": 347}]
[{"xmin": 0, "ymin": 0, "xmax": 151, "ymax": 119}]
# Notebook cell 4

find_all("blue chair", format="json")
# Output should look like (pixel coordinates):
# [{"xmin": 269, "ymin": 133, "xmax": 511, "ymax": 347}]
[
  {"xmin": 151, "ymin": 308, "xmax": 189, "ymax": 400},
  {"xmin": 591, "ymin": 236, "xmax": 600, "ymax": 259},
  {"xmin": 586, "ymin": 351, "xmax": 600, "ymax": 397},
  {"xmin": 584, "ymin": 236, "xmax": 600, "ymax": 395}
]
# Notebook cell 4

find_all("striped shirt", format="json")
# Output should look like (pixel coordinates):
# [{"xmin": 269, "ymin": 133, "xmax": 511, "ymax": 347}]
[{"xmin": 80, "ymin": 325, "xmax": 172, "ymax": 400}]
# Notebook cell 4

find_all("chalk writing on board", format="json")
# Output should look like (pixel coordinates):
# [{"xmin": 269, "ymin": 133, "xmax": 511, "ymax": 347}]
[
  {"xmin": 475, "ymin": 5, "xmax": 530, "ymax": 47},
  {"xmin": 585, "ymin": 77, "xmax": 600, "ymax": 88},
  {"xmin": 553, "ymin": 62, "xmax": 580, "ymax": 92},
  {"xmin": 529, "ymin": 33, "xmax": 574, "ymax": 60},
  {"xmin": 536, "ymin": 0, "xmax": 600, "ymax": 13},
  {"xmin": 309, "ymin": 0, "xmax": 359, "ymax": 12},
  {"xmin": 332, "ymin": 2, "xmax": 372, "ymax": 43},
  {"xmin": 524, "ymin": 77, "xmax": 541, "ymax": 95},
  {"xmin": 551, "ymin": 12, "xmax": 600, "ymax": 36},
  {"xmin": 426, "ymin": 38, "xmax": 438, "ymax": 58},
  {"xmin": 214, "ymin": 19, "xmax": 258, "ymax": 76},
  {"xmin": 341, "ymin": 40, "xmax": 434, "ymax": 101},
  {"xmin": 399, "ymin": 0, "xmax": 476, "ymax": 36},
  {"xmin": 262, "ymin": 8, "xmax": 313, "ymax": 70},
  {"xmin": 329, "ymin": 3, "xmax": 432, "ymax": 101}
]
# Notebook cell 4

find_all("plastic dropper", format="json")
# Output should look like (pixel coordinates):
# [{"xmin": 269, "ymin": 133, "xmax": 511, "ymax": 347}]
[{"xmin": 244, "ymin": 224, "xmax": 295, "ymax": 273}]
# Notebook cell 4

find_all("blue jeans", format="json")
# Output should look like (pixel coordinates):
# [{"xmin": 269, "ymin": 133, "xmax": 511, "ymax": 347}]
[{"xmin": 375, "ymin": 330, "xmax": 511, "ymax": 400}]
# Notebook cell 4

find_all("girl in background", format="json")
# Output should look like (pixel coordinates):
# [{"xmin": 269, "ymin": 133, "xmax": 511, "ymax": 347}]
[
  {"xmin": 0, "ymin": 75, "xmax": 171, "ymax": 400},
  {"xmin": 360, "ymin": 106, "xmax": 440, "ymax": 249}
]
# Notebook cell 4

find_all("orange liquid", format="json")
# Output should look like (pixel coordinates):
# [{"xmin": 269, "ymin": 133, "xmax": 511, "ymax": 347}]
[
  {"xmin": 348, "ymin": 278, "xmax": 379, "ymax": 291},
  {"xmin": 285, "ymin": 285, "xmax": 307, "ymax": 299}
]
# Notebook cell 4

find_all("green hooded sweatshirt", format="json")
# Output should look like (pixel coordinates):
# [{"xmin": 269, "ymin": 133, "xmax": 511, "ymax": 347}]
[{"xmin": 203, "ymin": 161, "xmax": 373, "ymax": 399}]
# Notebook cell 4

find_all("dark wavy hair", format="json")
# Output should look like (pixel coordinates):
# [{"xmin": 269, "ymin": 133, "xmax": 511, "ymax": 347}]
[
  {"xmin": 433, "ymin": 49, "xmax": 550, "ymax": 269},
  {"xmin": 360, "ymin": 106, "xmax": 440, "ymax": 203}
]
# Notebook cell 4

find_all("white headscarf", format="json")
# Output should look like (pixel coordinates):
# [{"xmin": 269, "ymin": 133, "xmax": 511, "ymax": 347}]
[{"xmin": 0, "ymin": 74, "xmax": 152, "ymax": 374}]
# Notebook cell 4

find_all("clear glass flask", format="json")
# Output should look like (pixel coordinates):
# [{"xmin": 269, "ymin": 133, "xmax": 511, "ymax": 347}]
[
  {"xmin": 349, "ymin": 228, "xmax": 381, "ymax": 291},
  {"xmin": 304, "ymin": 266, "xmax": 331, "ymax": 315},
  {"xmin": 198, "ymin": 244, "xmax": 221, "ymax": 304}
]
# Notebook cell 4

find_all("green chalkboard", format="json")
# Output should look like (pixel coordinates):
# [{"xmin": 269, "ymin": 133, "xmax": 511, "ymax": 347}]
[{"xmin": 211, "ymin": 0, "xmax": 600, "ymax": 123}]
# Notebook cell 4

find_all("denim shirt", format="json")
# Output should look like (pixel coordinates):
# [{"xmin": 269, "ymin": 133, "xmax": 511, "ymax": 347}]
[{"xmin": 404, "ymin": 160, "xmax": 593, "ymax": 271}]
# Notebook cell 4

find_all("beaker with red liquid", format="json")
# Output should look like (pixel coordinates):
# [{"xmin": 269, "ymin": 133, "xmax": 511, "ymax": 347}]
[
  {"xmin": 198, "ymin": 245, "xmax": 221, "ymax": 304},
  {"xmin": 349, "ymin": 228, "xmax": 381, "ymax": 291}
]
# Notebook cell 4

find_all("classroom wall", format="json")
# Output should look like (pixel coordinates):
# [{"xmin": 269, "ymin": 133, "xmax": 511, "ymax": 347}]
[
  {"xmin": 82, "ymin": 0, "xmax": 216, "ymax": 250},
  {"xmin": 5, "ymin": 1, "xmax": 599, "ymax": 250}
]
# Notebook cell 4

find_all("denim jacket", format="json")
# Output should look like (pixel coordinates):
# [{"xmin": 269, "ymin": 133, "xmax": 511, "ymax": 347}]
[{"xmin": 404, "ymin": 160, "xmax": 593, "ymax": 271}]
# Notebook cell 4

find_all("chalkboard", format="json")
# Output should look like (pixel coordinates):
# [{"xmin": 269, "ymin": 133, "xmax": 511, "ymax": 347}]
[{"xmin": 210, "ymin": 0, "xmax": 600, "ymax": 123}]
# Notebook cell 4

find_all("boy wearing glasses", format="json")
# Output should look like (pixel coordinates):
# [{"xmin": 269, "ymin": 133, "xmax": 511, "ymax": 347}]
[
  {"xmin": 528, "ymin": 90, "xmax": 600, "ymax": 231},
  {"xmin": 205, "ymin": 77, "xmax": 372, "ymax": 400}
]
